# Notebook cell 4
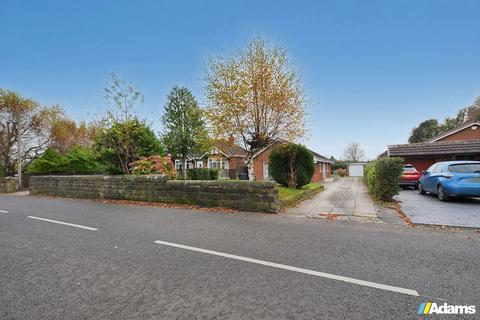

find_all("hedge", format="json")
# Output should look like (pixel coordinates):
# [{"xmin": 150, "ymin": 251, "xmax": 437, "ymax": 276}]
[
  {"xmin": 186, "ymin": 168, "xmax": 219, "ymax": 180},
  {"xmin": 26, "ymin": 147, "xmax": 102, "ymax": 175},
  {"xmin": 364, "ymin": 157, "xmax": 403, "ymax": 201}
]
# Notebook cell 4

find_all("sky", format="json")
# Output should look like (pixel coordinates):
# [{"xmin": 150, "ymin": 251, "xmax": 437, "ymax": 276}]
[{"xmin": 1, "ymin": 0, "xmax": 479, "ymax": 159}]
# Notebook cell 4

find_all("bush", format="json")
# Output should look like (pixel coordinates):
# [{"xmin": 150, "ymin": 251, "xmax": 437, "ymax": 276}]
[
  {"xmin": 332, "ymin": 160, "xmax": 347, "ymax": 170},
  {"xmin": 26, "ymin": 148, "xmax": 66, "ymax": 174},
  {"xmin": 364, "ymin": 162, "xmax": 376, "ymax": 194},
  {"xmin": 269, "ymin": 143, "xmax": 315, "ymax": 189},
  {"xmin": 93, "ymin": 118, "xmax": 164, "ymax": 174},
  {"xmin": 0, "ymin": 163, "xmax": 5, "ymax": 177},
  {"xmin": 129, "ymin": 155, "xmax": 176, "ymax": 177},
  {"xmin": 64, "ymin": 147, "xmax": 102, "ymax": 173},
  {"xmin": 26, "ymin": 147, "xmax": 101, "ymax": 175},
  {"xmin": 336, "ymin": 168, "xmax": 347, "ymax": 177},
  {"xmin": 364, "ymin": 158, "xmax": 403, "ymax": 201},
  {"xmin": 187, "ymin": 168, "xmax": 218, "ymax": 180}
]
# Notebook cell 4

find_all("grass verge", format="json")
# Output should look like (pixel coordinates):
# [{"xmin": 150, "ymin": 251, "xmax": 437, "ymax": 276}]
[{"xmin": 278, "ymin": 183, "xmax": 324, "ymax": 209}]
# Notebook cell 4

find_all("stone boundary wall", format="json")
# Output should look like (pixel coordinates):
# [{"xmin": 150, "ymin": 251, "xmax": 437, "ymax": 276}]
[
  {"xmin": 29, "ymin": 175, "xmax": 279, "ymax": 213},
  {"xmin": 0, "ymin": 177, "xmax": 19, "ymax": 193}
]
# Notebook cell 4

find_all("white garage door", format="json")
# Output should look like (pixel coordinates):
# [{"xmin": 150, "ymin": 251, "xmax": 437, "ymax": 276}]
[{"xmin": 348, "ymin": 164, "xmax": 364, "ymax": 177}]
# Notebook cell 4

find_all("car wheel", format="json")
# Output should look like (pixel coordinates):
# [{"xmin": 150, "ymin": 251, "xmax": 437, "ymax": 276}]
[
  {"xmin": 418, "ymin": 183, "xmax": 426, "ymax": 195},
  {"xmin": 437, "ymin": 185, "xmax": 450, "ymax": 202},
  {"xmin": 414, "ymin": 183, "xmax": 419, "ymax": 190}
]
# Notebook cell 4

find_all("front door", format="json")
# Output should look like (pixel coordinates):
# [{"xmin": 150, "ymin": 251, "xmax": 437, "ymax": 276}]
[{"xmin": 263, "ymin": 162, "xmax": 269, "ymax": 180}]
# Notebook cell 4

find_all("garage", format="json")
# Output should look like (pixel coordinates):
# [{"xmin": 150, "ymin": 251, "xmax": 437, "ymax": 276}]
[{"xmin": 348, "ymin": 163, "xmax": 365, "ymax": 177}]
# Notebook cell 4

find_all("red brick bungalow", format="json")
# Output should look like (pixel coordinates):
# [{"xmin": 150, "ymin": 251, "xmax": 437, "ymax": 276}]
[
  {"xmin": 248, "ymin": 141, "xmax": 333, "ymax": 182},
  {"xmin": 385, "ymin": 121, "xmax": 480, "ymax": 172}
]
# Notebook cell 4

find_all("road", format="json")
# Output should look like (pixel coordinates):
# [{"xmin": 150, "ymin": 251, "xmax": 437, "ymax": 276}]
[{"xmin": 1, "ymin": 194, "xmax": 479, "ymax": 319}]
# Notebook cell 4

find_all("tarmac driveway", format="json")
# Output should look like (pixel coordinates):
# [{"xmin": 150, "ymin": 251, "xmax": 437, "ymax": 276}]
[{"xmin": 395, "ymin": 189, "xmax": 480, "ymax": 228}]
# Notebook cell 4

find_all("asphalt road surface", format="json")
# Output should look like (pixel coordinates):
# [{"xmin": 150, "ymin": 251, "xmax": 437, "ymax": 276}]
[
  {"xmin": 1, "ymin": 194, "xmax": 479, "ymax": 319},
  {"xmin": 396, "ymin": 188, "xmax": 480, "ymax": 228}
]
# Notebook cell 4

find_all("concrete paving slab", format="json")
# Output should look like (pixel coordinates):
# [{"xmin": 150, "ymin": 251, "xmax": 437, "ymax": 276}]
[{"xmin": 284, "ymin": 177, "xmax": 377, "ymax": 219}]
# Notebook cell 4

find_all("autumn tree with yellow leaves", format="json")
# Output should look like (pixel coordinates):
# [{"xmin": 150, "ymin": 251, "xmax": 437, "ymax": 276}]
[{"xmin": 204, "ymin": 38, "xmax": 306, "ymax": 155}]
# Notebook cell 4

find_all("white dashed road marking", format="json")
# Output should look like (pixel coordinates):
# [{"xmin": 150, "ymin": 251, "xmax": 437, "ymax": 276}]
[
  {"xmin": 154, "ymin": 240, "xmax": 419, "ymax": 297},
  {"xmin": 27, "ymin": 216, "xmax": 98, "ymax": 231},
  {"xmin": 0, "ymin": 210, "xmax": 8, "ymax": 213}
]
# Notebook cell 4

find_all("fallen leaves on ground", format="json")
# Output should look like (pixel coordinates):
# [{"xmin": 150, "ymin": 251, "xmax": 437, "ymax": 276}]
[{"xmin": 93, "ymin": 199, "xmax": 239, "ymax": 213}]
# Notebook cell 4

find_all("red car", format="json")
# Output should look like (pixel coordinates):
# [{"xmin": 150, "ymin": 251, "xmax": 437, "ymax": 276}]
[{"xmin": 399, "ymin": 164, "xmax": 421, "ymax": 189}]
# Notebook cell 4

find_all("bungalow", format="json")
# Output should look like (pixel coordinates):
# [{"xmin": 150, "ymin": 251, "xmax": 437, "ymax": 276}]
[
  {"xmin": 247, "ymin": 140, "xmax": 333, "ymax": 182},
  {"xmin": 174, "ymin": 139, "xmax": 247, "ymax": 179},
  {"xmin": 385, "ymin": 121, "xmax": 480, "ymax": 172}
]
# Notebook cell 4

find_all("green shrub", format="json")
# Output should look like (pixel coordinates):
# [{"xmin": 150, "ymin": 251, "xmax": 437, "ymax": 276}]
[
  {"xmin": 332, "ymin": 160, "xmax": 347, "ymax": 170},
  {"xmin": 64, "ymin": 147, "xmax": 102, "ymax": 174},
  {"xmin": 269, "ymin": 143, "xmax": 315, "ymax": 189},
  {"xmin": 336, "ymin": 168, "xmax": 347, "ymax": 177},
  {"xmin": 364, "ymin": 157, "xmax": 403, "ymax": 201},
  {"xmin": 26, "ymin": 147, "xmax": 102, "ymax": 175},
  {"xmin": 364, "ymin": 162, "xmax": 376, "ymax": 194},
  {"xmin": 93, "ymin": 118, "xmax": 164, "ymax": 174},
  {"xmin": 374, "ymin": 157, "xmax": 404, "ymax": 201},
  {"xmin": 26, "ymin": 148, "xmax": 66, "ymax": 174},
  {"xmin": 187, "ymin": 168, "xmax": 218, "ymax": 180}
]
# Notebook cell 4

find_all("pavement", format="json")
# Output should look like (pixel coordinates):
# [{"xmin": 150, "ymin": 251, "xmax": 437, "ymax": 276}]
[
  {"xmin": 285, "ymin": 177, "xmax": 377, "ymax": 219},
  {"xmin": 396, "ymin": 188, "xmax": 480, "ymax": 228},
  {"xmin": 1, "ymin": 193, "xmax": 479, "ymax": 319}
]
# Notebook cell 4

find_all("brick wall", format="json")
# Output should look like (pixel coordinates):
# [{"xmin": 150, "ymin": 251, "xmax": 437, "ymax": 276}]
[
  {"xmin": 29, "ymin": 175, "xmax": 279, "ymax": 213},
  {"xmin": 436, "ymin": 125, "xmax": 480, "ymax": 141},
  {"xmin": 0, "ymin": 177, "xmax": 18, "ymax": 193}
]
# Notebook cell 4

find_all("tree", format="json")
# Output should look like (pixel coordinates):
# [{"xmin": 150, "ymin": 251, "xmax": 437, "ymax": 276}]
[
  {"xmin": 94, "ymin": 74, "xmax": 162, "ymax": 174},
  {"xmin": 0, "ymin": 89, "xmax": 63, "ymax": 176},
  {"xmin": 269, "ymin": 143, "xmax": 314, "ymax": 188},
  {"xmin": 204, "ymin": 38, "xmax": 306, "ymax": 154},
  {"xmin": 93, "ymin": 118, "xmax": 163, "ymax": 174},
  {"xmin": 161, "ymin": 86, "xmax": 208, "ymax": 179},
  {"xmin": 49, "ymin": 115, "xmax": 97, "ymax": 154},
  {"xmin": 104, "ymin": 73, "xmax": 143, "ymax": 122},
  {"xmin": 408, "ymin": 93, "xmax": 480, "ymax": 143},
  {"xmin": 408, "ymin": 119, "xmax": 441, "ymax": 143},
  {"xmin": 343, "ymin": 142, "xmax": 365, "ymax": 162}
]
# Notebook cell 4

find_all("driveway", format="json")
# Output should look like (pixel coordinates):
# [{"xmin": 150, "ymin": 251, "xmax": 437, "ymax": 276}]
[
  {"xmin": 395, "ymin": 189, "xmax": 480, "ymax": 228},
  {"xmin": 285, "ymin": 177, "xmax": 377, "ymax": 218}
]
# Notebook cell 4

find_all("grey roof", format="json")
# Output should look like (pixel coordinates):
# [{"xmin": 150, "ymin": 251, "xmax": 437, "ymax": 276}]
[
  {"xmin": 388, "ymin": 139, "xmax": 480, "ymax": 156},
  {"xmin": 308, "ymin": 149, "xmax": 334, "ymax": 164}
]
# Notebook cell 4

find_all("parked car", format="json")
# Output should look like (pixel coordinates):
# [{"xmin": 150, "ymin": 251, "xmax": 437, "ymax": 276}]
[
  {"xmin": 418, "ymin": 161, "xmax": 480, "ymax": 201},
  {"xmin": 399, "ymin": 164, "xmax": 421, "ymax": 189}
]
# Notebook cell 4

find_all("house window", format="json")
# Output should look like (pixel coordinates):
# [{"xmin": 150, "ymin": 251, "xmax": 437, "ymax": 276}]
[
  {"xmin": 208, "ymin": 158, "xmax": 228, "ymax": 169},
  {"xmin": 196, "ymin": 161, "xmax": 203, "ymax": 168},
  {"xmin": 208, "ymin": 159, "xmax": 220, "ymax": 169},
  {"xmin": 175, "ymin": 160, "xmax": 182, "ymax": 170},
  {"xmin": 222, "ymin": 160, "xmax": 229, "ymax": 170}
]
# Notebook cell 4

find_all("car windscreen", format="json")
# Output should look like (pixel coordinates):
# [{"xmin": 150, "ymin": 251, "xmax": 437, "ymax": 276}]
[
  {"xmin": 448, "ymin": 163, "xmax": 480, "ymax": 173},
  {"xmin": 403, "ymin": 167, "xmax": 417, "ymax": 172}
]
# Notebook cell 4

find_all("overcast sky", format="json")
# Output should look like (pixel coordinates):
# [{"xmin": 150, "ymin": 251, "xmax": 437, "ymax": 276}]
[{"xmin": 1, "ymin": 0, "xmax": 479, "ymax": 159}]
